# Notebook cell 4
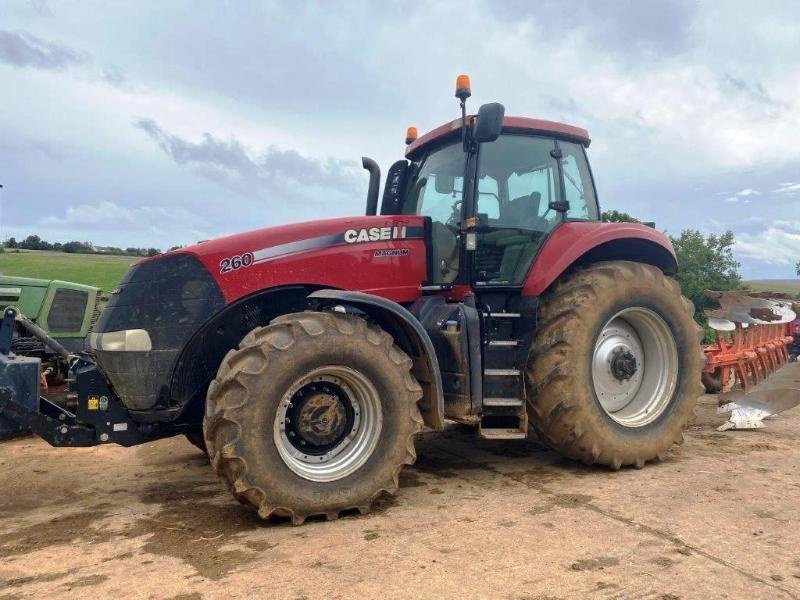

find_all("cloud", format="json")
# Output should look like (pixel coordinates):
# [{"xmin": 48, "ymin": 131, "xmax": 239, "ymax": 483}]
[
  {"xmin": 41, "ymin": 199, "xmax": 203, "ymax": 228},
  {"xmin": 490, "ymin": 0, "xmax": 696, "ymax": 55},
  {"xmin": 0, "ymin": 29, "xmax": 85, "ymax": 70},
  {"xmin": 775, "ymin": 182, "xmax": 800, "ymax": 193},
  {"xmin": 101, "ymin": 66, "xmax": 126, "ymax": 88},
  {"xmin": 36, "ymin": 200, "xmax": 212, "ymax": 247},
  {"xmin": 134, "ymin": 118, "xmax": 362, "ymax": 199},
  {"xmin": 724, "ymin": 188, "xmax": 761, "ymax": 202},
  {"xmin": 736, "ymin": 223, "xmax": 800, "ymax": 265}
]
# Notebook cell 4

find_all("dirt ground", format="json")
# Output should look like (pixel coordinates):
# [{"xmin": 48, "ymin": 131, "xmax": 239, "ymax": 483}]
[{"xmin": 0, "ymin": 395, "xmax": 799, "ymax": 600}]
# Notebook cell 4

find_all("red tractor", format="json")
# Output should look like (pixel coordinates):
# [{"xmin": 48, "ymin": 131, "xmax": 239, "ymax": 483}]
[{"xmin": 0, "ymin": 76, "xmax": 703, "ymax": 523}]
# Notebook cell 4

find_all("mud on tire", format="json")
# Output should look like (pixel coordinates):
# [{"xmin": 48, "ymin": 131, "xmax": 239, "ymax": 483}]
[
  {"xmin": 203, "ymin": 311, "xmax": 423, "ymax": 524},
  {"xmin": 527, "ymin": 260, "xmax": 705, "ymax": 469}
]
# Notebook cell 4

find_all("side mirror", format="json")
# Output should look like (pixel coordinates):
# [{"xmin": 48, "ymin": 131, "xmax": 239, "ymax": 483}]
[
  {"xmin": 474, "ymin": 102, "xmax": 505, "ymax": 143},
  {"xmin": 548, "ymin": 200, "xmax": 570, "ymax": 213}
]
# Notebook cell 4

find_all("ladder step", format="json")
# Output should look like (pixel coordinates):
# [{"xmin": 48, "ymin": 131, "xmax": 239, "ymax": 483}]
[
  {"xmin": 479, "ymin": 428, "xmax": 527, "ymax": 440},
  {"xmin": 483, "ymin": 397, "xmax": 524, "ymax": 407},
  {"xmin": 488, "ymin": 340, "xmax": 519, "ymax": 347},
  {"xmin": 484, "ymin": 368, "xmax": 520, "ymax": 376},
  {"xmin": 489, "ymin": 312, "xmax": 521, "ymax": 318}
]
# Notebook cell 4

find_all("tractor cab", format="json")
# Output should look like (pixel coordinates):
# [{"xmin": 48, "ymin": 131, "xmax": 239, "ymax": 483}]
[{"xmin": 370, "ymin": 75, "xmax": 598, "ymax": 290}]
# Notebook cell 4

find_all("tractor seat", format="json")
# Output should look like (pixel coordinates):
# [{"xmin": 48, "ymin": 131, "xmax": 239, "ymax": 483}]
[
  {"xmin": 483, "ymin": 192, "xmax": 549, "ymax": 283},
  {"xmin": 506, "ymin": 192, "xmax": 548, "ymax": 231}
]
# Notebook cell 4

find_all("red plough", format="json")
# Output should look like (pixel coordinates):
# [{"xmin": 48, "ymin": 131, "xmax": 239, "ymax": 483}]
[{"xmin": 702, "ymin": 292, "xmax": 800, "ymax": 430}]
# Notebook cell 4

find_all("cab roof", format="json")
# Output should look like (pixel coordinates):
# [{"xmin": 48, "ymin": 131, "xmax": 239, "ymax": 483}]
[{"xmin": 405, "ymin": 116, "xmax": 591, "ymax": 158}]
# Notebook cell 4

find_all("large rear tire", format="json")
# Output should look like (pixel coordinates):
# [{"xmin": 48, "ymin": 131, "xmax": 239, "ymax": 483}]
[
  {"xmin": 527, "ymin": 261, "xmax": 704, "ymax": 469},
  {"xmin": 185, "ymin": 431, "xmax": 207, "ymax": 454},
  {"xmin": 204, "ymin": 311, "xmax": 423, "ymax": 524}
]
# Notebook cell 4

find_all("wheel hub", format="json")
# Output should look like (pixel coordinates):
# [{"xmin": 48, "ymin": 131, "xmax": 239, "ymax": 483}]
[
  {"xmin": 293, "ymin": 387, "xmax": 349, "ymax": 448},
  {"xmin": 591, "ymin": 307, "xmax": 679, "ymax": 427},
  {"xmin": 610, "ymin": 348, "xmax": 638, "ymax": 381},
  {"xmin": 274, "ymin": 367, "xmax": 383, "ymax": 483}
]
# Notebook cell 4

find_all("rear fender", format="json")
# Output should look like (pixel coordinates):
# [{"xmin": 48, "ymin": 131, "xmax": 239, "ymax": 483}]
[
  {"xmin": 522, "ymin": 222, "xmax": 678, "ymax": 297},
  {"xmin": 308, "ymin": 289, "xmax": 445, "ymax": 430}
]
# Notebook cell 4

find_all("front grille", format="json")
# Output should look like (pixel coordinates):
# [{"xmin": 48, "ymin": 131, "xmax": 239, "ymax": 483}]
[
  {"xmin": 92, "ymin": 253, "xmax": 225, "ymax": 410},
  {"xmin": 88, "ymin": 294, "xmax": 106, "ymax": 332}
]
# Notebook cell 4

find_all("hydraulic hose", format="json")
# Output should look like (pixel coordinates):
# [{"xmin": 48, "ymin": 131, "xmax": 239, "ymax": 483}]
[{"xmin": 7, "ymin": 306, "xmax": 71, "ymax": 360}]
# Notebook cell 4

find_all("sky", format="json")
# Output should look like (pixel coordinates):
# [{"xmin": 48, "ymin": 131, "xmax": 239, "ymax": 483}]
[{"xmin": 1, "ymin": 0, "xmax": 799, "ymax": 279}]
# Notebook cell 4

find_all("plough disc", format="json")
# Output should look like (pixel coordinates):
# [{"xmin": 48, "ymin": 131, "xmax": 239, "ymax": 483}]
[
  {"xmin": 702, "ymin": 291, "xmax": 800, "ymax": 430},
  {"xmin": 718, "ymin": 361, "xmax": 800, "ymax": 431}
]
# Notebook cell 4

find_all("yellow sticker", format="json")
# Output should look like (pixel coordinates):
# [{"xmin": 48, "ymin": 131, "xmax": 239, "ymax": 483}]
[{"xmin": 87, "ymin": 396, "xmax": 100, "ymax": 410}]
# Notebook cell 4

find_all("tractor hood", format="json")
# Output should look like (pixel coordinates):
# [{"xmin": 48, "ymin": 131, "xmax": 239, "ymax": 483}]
[
  {"xmin": 92, "ymin": 214, "xmax": 429, "ymax": 411},
  {"xmin": 174, "ymin": 214, "xmax": 429, "ymax": 304}
]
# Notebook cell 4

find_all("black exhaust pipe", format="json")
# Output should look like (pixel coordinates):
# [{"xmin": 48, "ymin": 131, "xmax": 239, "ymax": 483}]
[{"xmin": 362, "ymin": 157, "xmax": 380, "ymax": 216}]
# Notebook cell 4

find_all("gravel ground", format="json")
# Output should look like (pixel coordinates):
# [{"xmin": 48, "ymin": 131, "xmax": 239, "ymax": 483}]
[{"xmin": 0, "ymin": 395, "xmax": 798, "ymax": 600}]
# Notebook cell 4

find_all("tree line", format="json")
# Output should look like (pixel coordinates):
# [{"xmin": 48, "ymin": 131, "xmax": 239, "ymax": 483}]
[{"xmin": 2, "ymin": 235, "xmax": 162, "ymax": 257}]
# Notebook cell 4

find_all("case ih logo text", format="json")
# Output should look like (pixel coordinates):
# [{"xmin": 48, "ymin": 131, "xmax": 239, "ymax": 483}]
[{"xmin": 344, "ymin": 226, "xmax": 407, "ymax": 244}]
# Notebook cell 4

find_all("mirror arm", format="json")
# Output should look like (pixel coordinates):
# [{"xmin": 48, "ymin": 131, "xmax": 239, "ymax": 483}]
[{"xmin": 460, "ymin": 98, "xmax": 470, "ymax": 152}]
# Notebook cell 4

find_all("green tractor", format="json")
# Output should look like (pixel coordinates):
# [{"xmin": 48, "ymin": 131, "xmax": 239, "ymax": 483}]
[
  {"xmin": 0, "ymin": 275, "xmax": 107, "ymax": 439},
  {"xmin": 0, "ymin": 275, "xmax": 107, "ymax": 382}
]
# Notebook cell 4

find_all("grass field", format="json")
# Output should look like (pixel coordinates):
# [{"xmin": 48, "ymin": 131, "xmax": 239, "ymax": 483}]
[
  {"xmin": 744, "ymin": 279, "xmax": 800, "ymax": 295},
  {"xmin": 0, "ymin": 249, "xmax": 137, "ymax": 291}
]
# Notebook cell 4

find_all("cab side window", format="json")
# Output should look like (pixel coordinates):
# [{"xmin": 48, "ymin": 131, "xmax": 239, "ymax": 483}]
[{"xmin": 559, "ymin": 141, "xmax": 598, "ymax": 220}]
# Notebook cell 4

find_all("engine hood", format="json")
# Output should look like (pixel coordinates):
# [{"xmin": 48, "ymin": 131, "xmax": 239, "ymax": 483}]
[{"xmin": 168, "ymin": 214, "xmax": 429, "ymax": 304}]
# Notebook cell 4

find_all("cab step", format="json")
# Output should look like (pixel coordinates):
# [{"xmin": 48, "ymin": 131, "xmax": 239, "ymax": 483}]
[
  {"xmin": 484, "ymin": 368, "xmax": 520, "ymax": 376},
  {"xmin": 479, "ymin": 428, "xmax": 527, "ymax": 440},
  {"xmin": 483, "ymin": 397, "xmax": 524, "ymax": 407},
  {"xmin": 487, "ymin": 340, "xmax": 519, "ymax": 347},
  {"xmin": 478, "ymin": 415, "xmax": 527, "ymax": 439}
]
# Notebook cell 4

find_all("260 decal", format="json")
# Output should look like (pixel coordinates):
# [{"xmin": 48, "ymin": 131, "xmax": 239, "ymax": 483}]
[{"xmin": 219, "ymin": 252, "xmax": 254, "ymax": 273}]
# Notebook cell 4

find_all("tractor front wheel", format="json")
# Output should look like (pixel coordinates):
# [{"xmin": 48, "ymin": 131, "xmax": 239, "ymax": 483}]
[
  {"xmin": 203, "ymin": 311, "xmax": 422, "ymax": 523},
  {"xmin": 527, "ymin": 261, "xmax": 704, "ymax": 469}
]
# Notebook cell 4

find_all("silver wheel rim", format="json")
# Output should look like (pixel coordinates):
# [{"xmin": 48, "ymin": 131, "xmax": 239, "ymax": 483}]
[
  {"xmin": 591, "ymin": 307, "xmax": 679, "ymax": 427},
  {"xmin": 274, "ymin": 366, "xmax": 383, "ymax": 482}
]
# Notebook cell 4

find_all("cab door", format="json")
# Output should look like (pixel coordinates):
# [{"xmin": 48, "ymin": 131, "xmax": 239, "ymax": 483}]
[{"xmin": 471, "ymin": 135, "xmax": 599, "ymax": 288}]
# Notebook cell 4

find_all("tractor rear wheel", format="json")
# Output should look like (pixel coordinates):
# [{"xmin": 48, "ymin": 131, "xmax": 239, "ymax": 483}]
[
  {"xmin": 527, "ymin": 261, "xmax": 704, "ymax": 469},
  {"xmin": 204, "ymin": 311, "xmax": 423, "ymax": 523}
]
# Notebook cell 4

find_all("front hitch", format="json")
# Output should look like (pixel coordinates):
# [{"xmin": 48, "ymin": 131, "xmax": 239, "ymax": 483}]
[{"xmin": 0, "ymin": 307, "xmax": 185, "ymax": 447}]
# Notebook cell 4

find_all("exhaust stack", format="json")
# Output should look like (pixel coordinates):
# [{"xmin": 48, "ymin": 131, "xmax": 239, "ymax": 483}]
[{"xmin": 362, "ymin": 157, "xmax": 380, "ymax": 216}]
